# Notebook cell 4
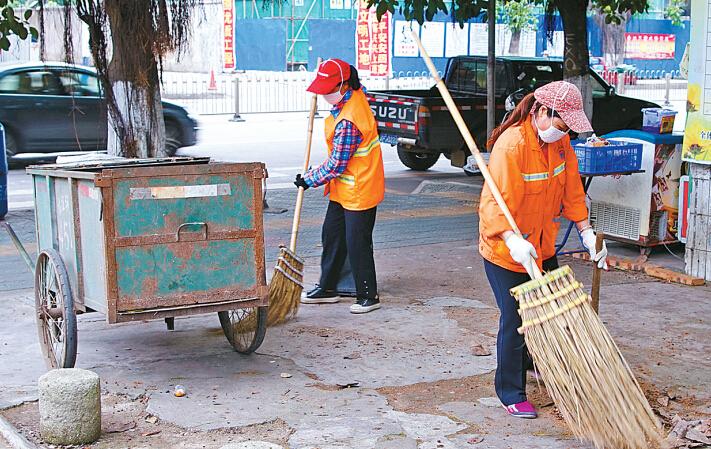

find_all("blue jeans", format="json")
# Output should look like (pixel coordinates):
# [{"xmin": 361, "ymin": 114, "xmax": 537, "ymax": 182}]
[{"xmin": 483, "ymin": 257, "xmax": 559, "ymax": 406}]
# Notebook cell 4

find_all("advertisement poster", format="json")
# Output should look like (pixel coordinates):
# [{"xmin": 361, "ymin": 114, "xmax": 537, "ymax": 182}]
[
  {"xmin": 222, "ymin": 0, "xmax": 235, "ymax": 70},
  {"xmin": 625, "ymin": 33, "xmax": 676, "ymax": 60},
  {"xmin": 445, "ymin": 23, "xmax": 469, "ymax": 58},
  {"xmin": 469, "ymin": 23, "xmax": 487, "ymax": 56},
  {"xmin": 682, "ymin": 0, "xmax": 711, "ymax": 163},
  {"xmin": 356, "ymin": 0, "xmax": 390, "ymax": 76},
  {"xmin": 393, "ymin": 21, "xmax": 419, "ymax": 57},
  {"xmin": 420, "ymin": 22, "xmax": 445, "ymax": 58}
]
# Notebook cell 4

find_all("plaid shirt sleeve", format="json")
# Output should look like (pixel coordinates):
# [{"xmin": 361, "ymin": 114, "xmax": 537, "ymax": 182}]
[{"xmin": 303, "ymin": 119, "xmax": 362, "ymax": 188}]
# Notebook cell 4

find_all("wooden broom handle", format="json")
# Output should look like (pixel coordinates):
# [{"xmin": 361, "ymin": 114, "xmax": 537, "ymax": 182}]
[
  {"xmin": 411, "ymin": 31, "xmax": 542, "ymax": 279},
  {"xmin": 289, "ymin": 90, "xmax": 319, "ymax": 252},
  {"xmin": 590, "ymin": 232, "xmax": 605, "ymax": 313}
]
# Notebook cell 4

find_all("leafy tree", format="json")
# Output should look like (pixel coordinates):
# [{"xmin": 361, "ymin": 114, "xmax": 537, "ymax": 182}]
[
  {"xmin": 0, "ymin": 0, "xmax": 37, "ymax": 51},
  {"xmin": 496, "ymin": 0, "xmax": 538, "ymax": 55},
  {"xmin": 369, "ymin": 0, "xmax": 651, "ymax": 117},
  {"xmin": 35, "ymin": 0, "xmax": 198, "ymax": 158},
  {"xmin": 591, "ymin": 6, "xmax": 630, "ymax": 68},
  {"xmin": 664, "ymin": 0, "xmax": 685, "ymax": 27}
]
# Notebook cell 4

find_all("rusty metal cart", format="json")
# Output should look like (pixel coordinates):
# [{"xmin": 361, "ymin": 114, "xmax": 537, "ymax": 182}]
[{"xmin": 13, "ymin": 157, "xmax": 268, "ymax": 369}]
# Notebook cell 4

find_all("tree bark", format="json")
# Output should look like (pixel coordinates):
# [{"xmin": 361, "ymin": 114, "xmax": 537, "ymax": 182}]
[
  {"xmin": 558, "ymin": 0, "xmax": 592, "ymax": 127},
  {"xmin": 509, "ymin": 29, "xmax": 521, "ymax": 55},
  {"xmin": 592, "ymin": 10, "xmax": 630, "ymax": 68},
  {"xmin": 105, "ymin": 0, "xmax": 166, "ymax": 158}
]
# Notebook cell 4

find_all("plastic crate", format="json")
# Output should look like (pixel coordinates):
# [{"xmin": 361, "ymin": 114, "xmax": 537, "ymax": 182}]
[
  {"xmin": 641, "ymin": 108, "xmax": 677, "ymax": 134},
  {"xmin": 574, "ymin": 140, "xmax": 643, "ymax": 175}
]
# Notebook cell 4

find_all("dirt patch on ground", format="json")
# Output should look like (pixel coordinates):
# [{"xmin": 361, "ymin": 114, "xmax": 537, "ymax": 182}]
[
  {"xmin": 2, "ymin": 393, "xmax": 292, "ymax": 449},
  {"xmin": 377, "ymin": 372, "xmax": 573, "ymax": 439}
]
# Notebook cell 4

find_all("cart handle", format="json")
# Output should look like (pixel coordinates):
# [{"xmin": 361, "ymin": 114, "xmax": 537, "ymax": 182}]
[{"xmin": 176, "ymin": 222, "xmax": 208, "ymax": 242}]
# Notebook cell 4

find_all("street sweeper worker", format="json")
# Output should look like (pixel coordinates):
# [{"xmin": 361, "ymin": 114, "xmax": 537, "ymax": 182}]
[
  {"xmin": 293, "ymin": 58, "xmax": 385, "ymax": 314},
  {"xmin": 479, "ymin": 80, "xmax": 609, "ymax": 419}
]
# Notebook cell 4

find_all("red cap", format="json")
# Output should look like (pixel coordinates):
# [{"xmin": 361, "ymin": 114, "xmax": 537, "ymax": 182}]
[
  {"xmin": 534, "ymin": 81, "xmax": 593, "ymax": 133},
  {"xmin": 307, "ymin": 59, "xmax": 351, "ymax": 94}
]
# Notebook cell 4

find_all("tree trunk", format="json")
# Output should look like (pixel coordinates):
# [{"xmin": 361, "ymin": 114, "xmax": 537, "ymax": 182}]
[
  {"xmin": 509, "ymin": 29, "xmax": 521, "ymax": 55},
  {"xmin": 558, "ymin": 0, "xmax": 592, "ymax": 127},
  {"xmin": 105, "ymin": 0, "xmax": 166, "ymax": 158},
  {"xmin": 592, "ymin": 10, "xmax": 630, "ymax": 68}
]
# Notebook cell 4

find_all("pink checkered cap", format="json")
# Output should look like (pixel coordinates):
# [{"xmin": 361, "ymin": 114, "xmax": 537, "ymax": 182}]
[{"xmin": 534, "ymin": 81, "xmax": 593, "ymax": 133}]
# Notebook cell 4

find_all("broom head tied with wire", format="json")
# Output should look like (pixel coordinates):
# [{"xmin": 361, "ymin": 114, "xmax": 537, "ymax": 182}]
[
  {"xmin": 266, "ymin": 245, "xmax": 304, "ymax": 326},
  {"xmin": 511, "ymin": 265, "xmax": 661, "ymax": 449}
]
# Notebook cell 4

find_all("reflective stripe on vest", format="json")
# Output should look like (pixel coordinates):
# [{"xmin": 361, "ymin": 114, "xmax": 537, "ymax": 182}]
[
  {"xmin": 337, "ymin": 173, "xmax": 356, "ymax": 185},
  {"xmin": 522, "ymin": 162, "xmax": 566, "ymax": 182},
  {"xmin": 354, "ymin": 137, "xmax": 381, "ymax": 158}
]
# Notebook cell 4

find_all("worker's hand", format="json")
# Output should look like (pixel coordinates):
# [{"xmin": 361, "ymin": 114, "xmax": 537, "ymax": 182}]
[
  {"xmin": 294, "ymin": 174, "xmax": 310, "ymax": 191},
  {"xmin": 581, "ymin": 228, "xmax": 608, "ymax": 270},
  {"xmin": 504, "ymin": 233, "xmax": 538, "ymax": 278}
]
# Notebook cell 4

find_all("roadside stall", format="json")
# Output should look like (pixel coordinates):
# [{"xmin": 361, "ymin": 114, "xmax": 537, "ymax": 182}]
[
  {"xmin": 586, "ymin": 130, "xmax": 683, "ymax": 255},
  {"xmin": 4, "ymin": 157, "xmax": 269, "ymax": 369}
]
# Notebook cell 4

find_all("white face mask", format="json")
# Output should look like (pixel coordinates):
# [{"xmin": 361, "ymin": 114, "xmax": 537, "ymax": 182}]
[
  {"xmin": 534, "ymin": 112, "xmax": 567, "ymax": 143},
  {"xmin": 323, "ymin": 86, "xmax": 345, "ymax": 105}
]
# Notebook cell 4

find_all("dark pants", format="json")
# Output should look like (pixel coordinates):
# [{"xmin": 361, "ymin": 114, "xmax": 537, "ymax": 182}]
[
  {"xmin": 319, "ymin": 201, "xmax": 378, "ymax": 300},
  {"xmin": 484, "ymin": 257, "xmax": 559, "ymax": 406}
]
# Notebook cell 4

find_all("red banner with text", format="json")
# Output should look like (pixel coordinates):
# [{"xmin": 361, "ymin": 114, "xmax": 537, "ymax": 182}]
[
  {"xmin": 223, "ymin": 0, "xmax": 235, "ymax": 70},
  {"xmin": 356, "ymin": 0, "xmax": 390, "ymax": 76},
  {"xmin": 624, "ymin": 33, "xmax": 676, "ymax": 60}
]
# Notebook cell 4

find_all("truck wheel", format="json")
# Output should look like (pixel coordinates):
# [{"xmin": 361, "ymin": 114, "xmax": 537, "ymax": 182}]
[{"xmin": 397, "ymin": 146, "xmax": 440, "ymax": 171}]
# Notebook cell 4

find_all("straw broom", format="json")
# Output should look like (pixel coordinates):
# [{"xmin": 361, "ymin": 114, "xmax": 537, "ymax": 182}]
[
  {"xmin": 411, "ymin": 31, "xmax": 661, "ymax": 449},
  {"xmin": 265, "ymin": 90, "xmax": 319, "ymax": 326}
]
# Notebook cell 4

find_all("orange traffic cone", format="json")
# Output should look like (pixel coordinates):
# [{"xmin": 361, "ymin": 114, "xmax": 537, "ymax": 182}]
[{"xmin": 208, "ymin": 69, "xmax": 217, "ymax": 91}]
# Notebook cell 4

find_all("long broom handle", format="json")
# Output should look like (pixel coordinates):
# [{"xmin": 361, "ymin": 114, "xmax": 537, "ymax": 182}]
[
  {"xmin": 289, "ymin": 91, "xmax": 319, "ymax": 252},
  {"xmin": 411, "ymin": 31, "xmax": 542, "ymax": 279}
]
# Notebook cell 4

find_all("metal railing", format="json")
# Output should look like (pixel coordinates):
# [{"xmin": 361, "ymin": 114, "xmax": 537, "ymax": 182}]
[
  {"xmin": 160, "ymin": 71, "xmax": 435, "ymax": 116},
  {"xmin": 597, "ymin": 69, "xmax": 687, "ymax": 106},
  {"xmin": 159, "ymin": 68, "xmax": 687, "ymax": 116}
]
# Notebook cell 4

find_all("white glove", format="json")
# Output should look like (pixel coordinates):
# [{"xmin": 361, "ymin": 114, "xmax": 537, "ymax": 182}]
[
  {"xmin": 504, "ymin": 233, "xmax": 538, "ymax": 278},
  {"xmin": 581, "ymin": 228, "xmax": 608, "ymax": 270}
]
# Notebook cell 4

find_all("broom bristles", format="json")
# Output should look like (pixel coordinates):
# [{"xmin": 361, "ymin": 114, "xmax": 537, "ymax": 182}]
[
  {"xmin": 265, "ymin": 246, "xmax": 304, "ymax": 326},
  {"xmin": 511, "ymin": 266, "xmax": 662, "ymax": 449}
]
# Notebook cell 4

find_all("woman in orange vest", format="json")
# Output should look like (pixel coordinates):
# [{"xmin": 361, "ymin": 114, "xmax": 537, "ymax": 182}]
[
  {"xmin": 294, "ymin": 59, "xmax": 385, "ymax": 314},
  {"xmin": 479, "ymin": 81, "xmax": 608, "ymax": 418}
]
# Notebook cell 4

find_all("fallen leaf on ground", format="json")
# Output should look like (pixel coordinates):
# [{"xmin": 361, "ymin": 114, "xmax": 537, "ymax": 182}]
[
  {"xmin": 467, "ymin": 436, "xmax": 484, "ymax": 444},
  {"xmin": 280, "ymin": 372, "xmax": 292, "ymax": 378},
  {"xmin": 142, "ymin": 430, "xmax": 161, "ymax": 437},
  {"xmin": 471, "ymin": 344, "xmax": 491, "ymax": 356},
  {"xmin": 657, "ymin": 396, "xmax": 670, "ymax": 407},
  {"xmin": 145, "ymin": 415, "xmax": 159, "ymax": 424},
  {"xmin": 686, "ymin": 428, "xmax": 711, "ymax": 444}
]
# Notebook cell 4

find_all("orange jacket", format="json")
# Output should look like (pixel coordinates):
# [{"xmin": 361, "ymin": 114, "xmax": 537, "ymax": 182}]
[
  {"xmin": 324, "ymin": 89, "xmax": 385, "ymax": 211},
  {"xmin": 479, "ymin": 117, "xmax": 588, "ymax": 273}
]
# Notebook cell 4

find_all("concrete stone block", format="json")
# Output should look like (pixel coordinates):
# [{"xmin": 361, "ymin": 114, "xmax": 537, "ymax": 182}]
[{"xmin": 38, "ymin": 368, "xmax": 101, "ymax": 445}]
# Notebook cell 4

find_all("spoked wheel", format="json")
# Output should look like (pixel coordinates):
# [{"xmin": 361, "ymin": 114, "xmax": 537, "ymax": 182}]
[
  {"xmin": 34, "ymin": 249, "xmax": 77, "ymax": 369},
  {"xmin": 218, "ymin": 306, "xmax": 267, "ymax": 354}
]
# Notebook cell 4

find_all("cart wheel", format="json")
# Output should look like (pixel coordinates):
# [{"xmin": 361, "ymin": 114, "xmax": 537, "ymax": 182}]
[
  {"xmin": 218, "ymin": 306, "xmax": 267, "ymax": 354},
  {"xmin": 34, "ymin": 249, "xmax": 77, "ymax": 369}
]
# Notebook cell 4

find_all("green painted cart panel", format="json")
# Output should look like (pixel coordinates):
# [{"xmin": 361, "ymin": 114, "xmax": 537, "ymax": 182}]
[
  {"xmin": 112, "ymin": 173, "xmax": 256, "ymax": 238},
  {"xmin": 115, "ymin": 239, "xmax": 257, "ymax": 308}
]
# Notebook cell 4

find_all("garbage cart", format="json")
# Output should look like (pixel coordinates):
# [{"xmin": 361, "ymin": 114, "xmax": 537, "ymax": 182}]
[{"xmin": 24, "ymin": 157, "xmax": 269, "ymax": 369}]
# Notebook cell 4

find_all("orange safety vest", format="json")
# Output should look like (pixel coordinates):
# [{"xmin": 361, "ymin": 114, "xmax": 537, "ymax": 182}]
[
  {"xmin": 478, "ymin": 117, "xmax": 589, "ymax": 273},
  {"xmin": 324, "ymin": 89, "xmax": 385, "ymax": 211}
]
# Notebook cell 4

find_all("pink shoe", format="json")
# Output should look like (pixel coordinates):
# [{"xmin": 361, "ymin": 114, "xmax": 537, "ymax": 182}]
[{"xmin": 504, "ymin": 400, "xmax": 538, "ymax": 419}]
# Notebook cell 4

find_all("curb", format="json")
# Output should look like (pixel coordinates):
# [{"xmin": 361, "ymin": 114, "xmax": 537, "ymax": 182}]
[
  {"xmin": 571, "ymin": 253, "xmax": 706, "ymax": 286},
  {"xmin": 0, "ymin": 416, "xmax": 37, "ymax": 449}
]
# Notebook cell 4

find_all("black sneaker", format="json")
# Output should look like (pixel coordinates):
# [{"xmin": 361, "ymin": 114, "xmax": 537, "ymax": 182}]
[
  {"xmin": 349, "ymin": 297, "xmax": 381, "ymax": 314},
  {"xmin": 301, "ymin": 285, "xmax": 340, "ymax": 304}
]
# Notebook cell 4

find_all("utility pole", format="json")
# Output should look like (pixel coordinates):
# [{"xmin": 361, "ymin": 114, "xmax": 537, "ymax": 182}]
[{"xmin": 486, "ymin": 0, "xmax": 496, "ymax": 143}]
